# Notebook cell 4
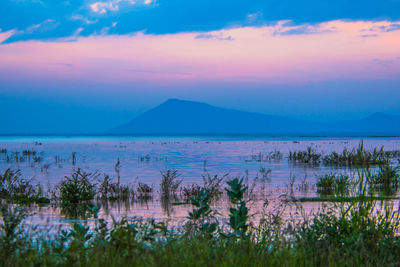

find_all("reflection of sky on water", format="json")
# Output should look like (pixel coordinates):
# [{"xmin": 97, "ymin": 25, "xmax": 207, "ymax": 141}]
[{"xmin": 1, "ymin": 137, "xmax": 399, "ymax": 230}]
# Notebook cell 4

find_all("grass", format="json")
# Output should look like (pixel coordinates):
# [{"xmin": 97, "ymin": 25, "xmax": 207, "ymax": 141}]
[{"xmin": 1, "ymin": 168, "xmax": 400, "ymax": 266}]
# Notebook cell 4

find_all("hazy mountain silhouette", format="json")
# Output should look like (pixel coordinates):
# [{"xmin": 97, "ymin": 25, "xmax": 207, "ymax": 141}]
[{"xmin": 109, "ymin": 99, "xmax": 400, "ymax": 135}]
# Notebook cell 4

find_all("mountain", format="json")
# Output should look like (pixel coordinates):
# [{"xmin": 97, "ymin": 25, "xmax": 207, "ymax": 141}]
[{"xmin": 109, "ymin": 99, "xmax": 400, "ymax": 135}]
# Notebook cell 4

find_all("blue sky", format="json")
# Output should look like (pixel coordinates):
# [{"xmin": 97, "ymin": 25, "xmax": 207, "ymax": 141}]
[{"xmin": 0, "ymin": 0, "xmax": 400, "ymax": 133}]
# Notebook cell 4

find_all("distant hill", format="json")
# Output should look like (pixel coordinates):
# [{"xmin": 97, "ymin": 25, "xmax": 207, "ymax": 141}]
[{"xmin": 109, "ymin": 99, "xmax": 400, "ymax": 135}]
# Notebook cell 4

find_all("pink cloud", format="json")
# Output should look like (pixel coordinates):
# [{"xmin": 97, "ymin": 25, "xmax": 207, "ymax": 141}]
[{"xmin": 0, "ymin": 20, "xmax": 399, "ymax": 88}]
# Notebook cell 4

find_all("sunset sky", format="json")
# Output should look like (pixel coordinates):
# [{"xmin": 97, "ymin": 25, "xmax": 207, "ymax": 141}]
[{"xmin": 1, "ymin": 0, "xmax": 400, "ymax": 133}]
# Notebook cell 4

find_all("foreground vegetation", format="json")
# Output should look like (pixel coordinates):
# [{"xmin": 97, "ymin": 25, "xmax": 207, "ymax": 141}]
[{"xmin": 1, "ymin": 168, "xmax": 400, "ymax": 266}]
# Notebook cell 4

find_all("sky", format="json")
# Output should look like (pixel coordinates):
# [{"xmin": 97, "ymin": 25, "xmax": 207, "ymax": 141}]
[{"xmin": 0, "ymin": 0, "xmax": 400, "ymax": 133}]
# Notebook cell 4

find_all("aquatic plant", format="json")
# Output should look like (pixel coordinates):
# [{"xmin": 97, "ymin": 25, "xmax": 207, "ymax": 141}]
[
  {"xmin": 59, "ymin": 169, "xmax": 96, "ymax": 204},
  {"xmin": 187, "ymin": 188, "xmax": 218, "ymax": 236},
  {"xmin": 299, "ymin": 168, "xmax": 400, "ymax": 265},
  {"xmin": 225, "ymin": 177, "xmax": 249, "ymax": 238},
  {"xmin": 316, "ymin": 173, "xmax": 352, "ymax": 196},
  {"xmin": 1, "ymin": 168, "xmax": 400, "ymax": 266},
  {"xmin": 202, "ymin": 173, "xmax": 226, "ymax": 201},
  {"xmin": 71, "ymin": 152, "xmax": 77, "ymax": 166},
  {"xmin": 259, "ymin": 167, "xmax": 272, "ymax": 182},
  {"xmin": 137, "ymin": 182, "xmax": 153, "ymax": 200},
  {"xmin": 0, "ymin": 168, "xmax": 49, "ymax": 204},
  {"xmin": 0, "ymin": 205, "xmax": 28, "ymax": 254},
  {"xmin": 180, "ymin": 184, "xmax": 201, "ymax": 202},
  {"xmin": 369, "ymin": 163, "xmax": 400, "ymax": 194},
  {"xmin": 98, "ymin": 174, "xmax": 133, "ymax": 200},
  {"xmin": 289, "ymin": 146, "xmax": 322, "ymax": 164},
  {"xmin": 160, "ymin": 170, "xmax": 183, "ymax": 198},
  {"xmin": 322, "ymin": 141, "xmax": 388, "ymax": 166}
]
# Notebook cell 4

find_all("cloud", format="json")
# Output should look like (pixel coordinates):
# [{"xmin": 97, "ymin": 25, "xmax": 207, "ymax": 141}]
[
  {"xmin": 1, "ymin": 19, "xmax": 60, "ymax": 42},
  {"xmin": 89, "ymin": 0, "xmax": 154, "ymax": 14},
  {"xmin": 23, "ymin": 19, "xmax": 59, "ymax": 34},
  {"xmin": 1, "ymin": 20, "xmax": 400, "ymax": 85},
  {"xmin": 90, "ymin": 1, "xmax": 122, "ymax": 14},
  {"xmin": 10, "ymin": 0, "xmax": 44, "ymax": 4},
  {"xmin": 69, "ymin": 15, "xmax": 98, "ymax": 25},
  {"xmin": 361, "ymin": 34, "xmax": 378, "ymax": 38},
  {"xmin": 378, "ymin": 23, "xmax": 400, "ymax": 32},
  {"xmin": 194, "ymin": 33, "xmax": 233, "ymax": 41},
  {"xmin": 273, "ymin": 21, "xmax": 336, "ymax": 36},
  {"xmin": 365, "ymin": 22, "xmax": 400, "ymax": 33},
  {"xmin": 0, "ymin": 30, "xmax": 16, "ymax": 43},
  {"xmin": 245, "ymin": 11, "xmax": 264, "ymax": 25},
  {"xmin": 372, "ymin": 58, "xmax": 395, "ymax": 67},
  {"xmin": 2, "ymin": 0, "xmax": 400, "ymax": 43},
  {"xmin": 55, "ymin": 62, "xmax": 73, "ymax": 68}
]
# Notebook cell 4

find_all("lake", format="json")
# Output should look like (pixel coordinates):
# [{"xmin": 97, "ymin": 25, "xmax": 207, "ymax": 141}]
[{"xmin": 1, "ymin": 136, "xmax": 399, "ymax": 231}]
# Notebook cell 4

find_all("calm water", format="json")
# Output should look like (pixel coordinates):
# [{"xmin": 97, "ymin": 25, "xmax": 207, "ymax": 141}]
[{"xmin": 1, "ymin": 136, "xmax": 399, "ymax": 231}]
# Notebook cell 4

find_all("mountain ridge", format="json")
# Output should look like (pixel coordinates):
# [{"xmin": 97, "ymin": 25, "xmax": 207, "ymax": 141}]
[{"xmin": 109, "ymin": 99, "xmax": 400, "ymax": 135}]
